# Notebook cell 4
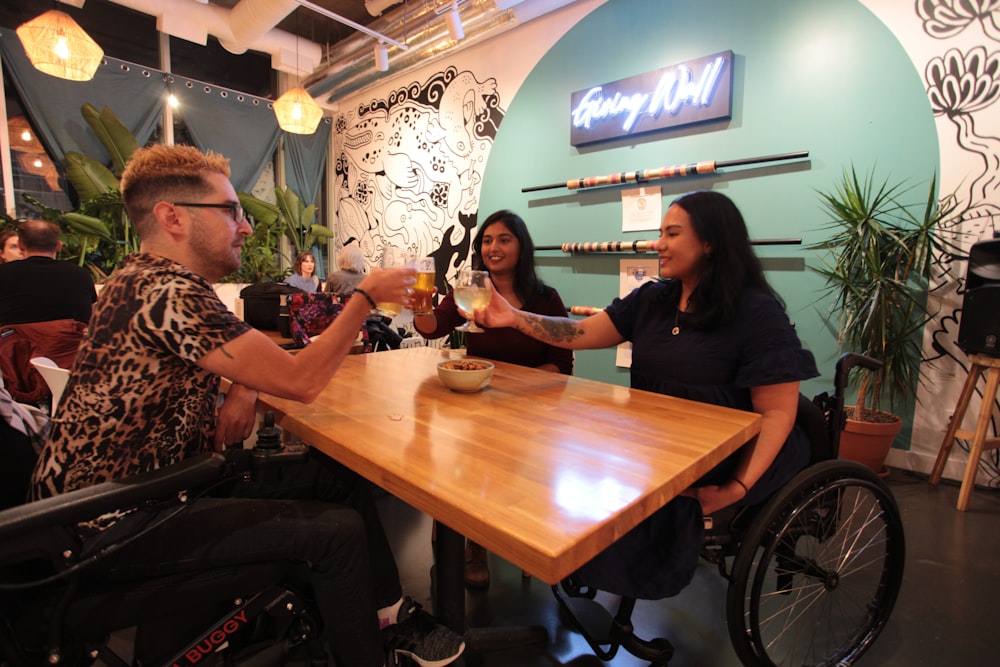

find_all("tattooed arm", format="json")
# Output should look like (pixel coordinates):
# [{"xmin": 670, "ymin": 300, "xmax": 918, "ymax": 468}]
[{"xmin": 475, "ymin": 279, "xmax": 624, "ymax": 350}]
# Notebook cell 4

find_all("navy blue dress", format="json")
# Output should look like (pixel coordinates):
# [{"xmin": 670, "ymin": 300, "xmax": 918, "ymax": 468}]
[{"xmin": 571, "ymin": 280, "xmax": 819, "ymax": 599}]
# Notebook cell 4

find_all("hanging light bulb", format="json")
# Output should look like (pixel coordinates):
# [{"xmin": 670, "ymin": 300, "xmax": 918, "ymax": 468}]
[
  {"xmin": 274, "ymin": 86, "xmax": 323, "ymax": 135},
  {"xmin": 274, "ymin": 8, "xmax": 321, "ymax": 135},
  {"xmin": 16, "ymin": 9, "xmax": 104, "ymax": 82}
]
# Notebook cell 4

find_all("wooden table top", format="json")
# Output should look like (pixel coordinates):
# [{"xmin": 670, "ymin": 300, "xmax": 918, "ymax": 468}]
[{"xmin": 254, "ymin": 347, "xmax": 761, "ymax": 584}]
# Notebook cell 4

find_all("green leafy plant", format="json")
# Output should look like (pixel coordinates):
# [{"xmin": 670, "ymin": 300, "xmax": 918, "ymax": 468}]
[
  {"xmin": 226, "ymin": 198, "xmax": 286, "ymax": 283},
  {"xmin": 811, "ymin": 165, "xmax": 963, "ymax": 421},
  {"xmin": 15, "ymin": 103, "xmax": 135, "ymax": 281},
  {"xmin": 238, "ymin": 186, "xmax": 332, "ymax": 276},
  {"xmin": 18, "ymin": 103, "xmax": 324, "ymax": 284}
]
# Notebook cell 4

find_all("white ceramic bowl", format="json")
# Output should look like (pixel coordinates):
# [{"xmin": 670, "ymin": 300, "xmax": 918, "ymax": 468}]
[{"xmin": 437, "ymin": 359, "xmax": 495, "ymax": 392}]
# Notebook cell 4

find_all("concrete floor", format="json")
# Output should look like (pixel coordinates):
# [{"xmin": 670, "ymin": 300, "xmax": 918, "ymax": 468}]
[{"xmin": 379, "ymin": 467, "xmax": 1000, "ymax": 667}]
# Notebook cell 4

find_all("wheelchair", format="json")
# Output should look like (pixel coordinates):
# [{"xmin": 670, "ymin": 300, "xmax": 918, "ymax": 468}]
[
  {"xmin": 0, "ymin": 416, "xmax": 325, "ymax": 667},
  {"xmin": 552, "ymin": 353, "xmax": 907, "ymax": 666}
]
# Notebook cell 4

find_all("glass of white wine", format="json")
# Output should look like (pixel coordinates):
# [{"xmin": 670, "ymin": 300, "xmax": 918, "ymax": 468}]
[{"xmin": 453, "ymin": 268, "xmax": 491, "ymax": 333}]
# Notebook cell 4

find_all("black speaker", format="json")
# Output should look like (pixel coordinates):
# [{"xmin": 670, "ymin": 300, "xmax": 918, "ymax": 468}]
[{"xmin": 957, "ymin": 238, "xmax": 1000, "ymax": 356}]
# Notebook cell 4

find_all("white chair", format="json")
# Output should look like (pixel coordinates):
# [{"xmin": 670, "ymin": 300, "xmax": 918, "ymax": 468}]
[
  {"xmin": 30, "ymin": 357, "xmax": 70, "ymax": 416},
  {"xmin": 400, "ymin": 337, "xmax": 427, "ymax": 349},
  {"xmin": 425, "ymin": 337, "xmax": 447, "ymax": 350}
]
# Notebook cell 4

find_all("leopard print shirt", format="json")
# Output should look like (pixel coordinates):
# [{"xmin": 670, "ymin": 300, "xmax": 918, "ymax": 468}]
[{"xmin": 31, "ymin": 254, "xmax": 252, "ymax": 520}]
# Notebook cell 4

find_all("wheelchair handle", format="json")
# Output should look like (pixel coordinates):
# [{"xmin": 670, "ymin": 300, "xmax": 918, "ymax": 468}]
[{"xmin": 834, "ymin": 353, "xmax": 882, "ymax": 397}]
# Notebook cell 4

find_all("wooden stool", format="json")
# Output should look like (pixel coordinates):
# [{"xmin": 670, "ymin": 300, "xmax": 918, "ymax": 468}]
[{"xmin": 929, "ymin": 353, "xmax": 1000, "ymax": 510}]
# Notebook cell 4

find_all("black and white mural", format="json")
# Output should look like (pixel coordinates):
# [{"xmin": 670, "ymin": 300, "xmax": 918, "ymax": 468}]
[
  {"xmin": 903, "ymin": 0, "xmax": 1000, "ymax": 485},
  {"xmin": 332, "ymin": 67, "xmax": 503, "ymax": 295}
]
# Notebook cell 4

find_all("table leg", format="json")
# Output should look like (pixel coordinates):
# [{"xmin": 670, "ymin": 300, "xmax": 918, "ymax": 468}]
[
  {"xmin": 432, "ymin": 520, "xmax": 466, "ymax": 633},
  {"xmin": 431, "ymin": 520, "xmax": 548, "ymax": 661}
]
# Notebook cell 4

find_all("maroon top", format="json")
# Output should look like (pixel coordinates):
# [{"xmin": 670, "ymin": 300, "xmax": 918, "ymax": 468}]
[{"xmin": 417, "ymin": 285, "xmax": 574, "ymax": 375}]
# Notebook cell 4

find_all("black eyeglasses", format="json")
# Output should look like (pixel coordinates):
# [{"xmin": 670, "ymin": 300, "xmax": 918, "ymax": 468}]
[{"xmin": 172, "ymin": 202, "xmax": 247, "ymax": 224}]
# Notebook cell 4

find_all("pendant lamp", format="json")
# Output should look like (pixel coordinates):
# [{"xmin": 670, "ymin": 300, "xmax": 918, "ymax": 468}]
[
  {"xmin": 16, "ymin": 9, "xmax": 104, "ymax": 82},
  {"xmin": 274, "ymin": 86, "xmax": 323, "ymax": 135}
]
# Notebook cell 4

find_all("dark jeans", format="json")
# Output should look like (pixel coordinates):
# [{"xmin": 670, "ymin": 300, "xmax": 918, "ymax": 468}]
[{"xmin": 84, "ymin": 449, "xmax": 402, "ymax": 667}]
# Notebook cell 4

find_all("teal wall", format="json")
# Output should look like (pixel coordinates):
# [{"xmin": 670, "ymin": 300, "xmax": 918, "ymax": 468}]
[{"xmin": 479, "ymin": 0, "xmax": 937, "ymax": 441}]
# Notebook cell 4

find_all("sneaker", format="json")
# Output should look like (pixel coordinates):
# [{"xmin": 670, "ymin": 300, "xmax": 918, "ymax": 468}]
[{"xmin": 382, "ymin": 597, "xmax": 465, "ymax": 667}]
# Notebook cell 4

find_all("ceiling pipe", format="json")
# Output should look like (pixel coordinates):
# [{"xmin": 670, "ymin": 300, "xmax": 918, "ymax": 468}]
[
  {"xmin": 226, "ymin": 0, "xmax": 298, "ymax": 48},
  {"xmin": 306, "ymin": 0, "xmax": 521, "ymax": 104},
  {"xmin": 366, "ymin": 0, "xmax": 405, "ymax": 16},
  {"xmin": 99, "ymin": 0, "xmax": 322, "ymax": 75},
  {"xmin": 303, "ymin": 0, "xmax": 578, "ymax": 106}
]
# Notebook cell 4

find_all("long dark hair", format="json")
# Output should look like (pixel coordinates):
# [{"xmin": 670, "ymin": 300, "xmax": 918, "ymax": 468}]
[
  {"xmin": 472, "ymin": 210, "xmax": 548, "ymax": 303},
  {"xmin": 672, "ymin": 191, "xmax": 779, "ymax": 328}
]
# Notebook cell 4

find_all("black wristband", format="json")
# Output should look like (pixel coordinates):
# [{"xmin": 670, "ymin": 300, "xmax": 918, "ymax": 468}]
[
  {"xmin": 733, "ymin": 477, "xmax": 749, "ymax": 496},
  {"xmin": 352, "ymin": 287, "xmax": 377, "ymax": 310}
]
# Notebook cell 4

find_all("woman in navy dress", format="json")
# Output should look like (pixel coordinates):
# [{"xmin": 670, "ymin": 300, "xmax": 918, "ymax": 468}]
[{"xmin": 475, "ymin": 191, "xmax": 818, "ymax": 598}]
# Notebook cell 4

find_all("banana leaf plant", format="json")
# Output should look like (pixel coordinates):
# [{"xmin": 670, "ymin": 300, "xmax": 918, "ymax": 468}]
[
  {"xmin": 238, "ymin": 186, "xmax": 333, "ymax": 277},
  {"xmin": 16, "ymin": 103, "xmax": 136, "ymax": 281},
  {"xmin": 18, "ymin": 103, "xmax": 309, "ymax": 283}
]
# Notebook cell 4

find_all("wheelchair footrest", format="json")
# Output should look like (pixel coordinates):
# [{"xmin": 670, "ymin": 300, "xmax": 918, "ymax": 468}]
[
  {"xmin": 557, "ymin": 595, "xmax": 615, "ymax": 645},
  {"xmin": 553, "ymin": 585, "xmax": 674, "ymax": 665}
]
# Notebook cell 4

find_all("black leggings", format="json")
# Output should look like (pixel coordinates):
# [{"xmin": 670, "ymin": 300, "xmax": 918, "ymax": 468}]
[{"xmin": 85, "ymin": 449, "xmax": 402, "ymax": 667}]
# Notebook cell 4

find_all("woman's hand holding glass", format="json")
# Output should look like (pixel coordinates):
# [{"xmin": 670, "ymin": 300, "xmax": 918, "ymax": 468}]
[
  {"xmin": 469, "ymin": 278, "xmax": 516, "ymax": 329},
  {"xmin": 453, "ymin": 268, "xmax": 491, "ymax": 333}
]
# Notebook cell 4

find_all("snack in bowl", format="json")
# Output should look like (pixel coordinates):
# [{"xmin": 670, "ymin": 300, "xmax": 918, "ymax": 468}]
[{"xmin": 437, "ymin": 359, "xmax": 495, "ymax": 392}]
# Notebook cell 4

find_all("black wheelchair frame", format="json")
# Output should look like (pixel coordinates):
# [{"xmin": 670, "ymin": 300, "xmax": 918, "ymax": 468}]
[
  {"xmin": 0, "ymin": 433, "xmax": 323, "ymax": 667},
  {"xmin": 552, "ymin": 353, "xmax": 907, "ymax": 666}
]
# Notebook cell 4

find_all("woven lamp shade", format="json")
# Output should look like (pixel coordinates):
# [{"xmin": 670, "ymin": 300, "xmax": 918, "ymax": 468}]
[
  {"xmin": 16, "ymin": 10, "xmax": 104, "ymax": 82},
  {"xmin": 274, "ymin": 87, "xmax": 323, "ymax": 135}
]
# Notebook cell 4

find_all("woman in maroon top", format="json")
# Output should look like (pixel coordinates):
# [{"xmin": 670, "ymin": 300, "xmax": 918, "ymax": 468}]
[
  {"xmin": 413, "ymin": 209, "xmax": 573, "ymax": 588},
  {"xmin": 414, "ymin": 209, "xmax": 573, "ymax": 374}
]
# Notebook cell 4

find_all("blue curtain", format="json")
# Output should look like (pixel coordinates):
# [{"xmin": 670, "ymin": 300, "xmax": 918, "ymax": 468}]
[
  {"xmin": 170, "ymin": 75, "xmax": 280, "ymax": 192},
  {"xmin": 0, "ymin": 27, "xmax": 164, "ymax": 167},
  {"xmin": 283, "ymin": 117, "xmax": 332, "ymax": 275},
  {"xmin": 283, "ymin": 116, "xmax": 331, "ymax": 205}
]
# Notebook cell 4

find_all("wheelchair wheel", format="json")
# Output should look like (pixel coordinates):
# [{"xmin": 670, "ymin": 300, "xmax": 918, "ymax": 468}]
[{"xmin": 726, "ymin": 460, "xmax": 905, "ymax": 666}]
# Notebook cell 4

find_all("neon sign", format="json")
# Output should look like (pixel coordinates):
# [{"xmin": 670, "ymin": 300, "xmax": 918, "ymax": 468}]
[{"xmin": 570, "ymin": 50, "xmax": 733, "ymax": 146}]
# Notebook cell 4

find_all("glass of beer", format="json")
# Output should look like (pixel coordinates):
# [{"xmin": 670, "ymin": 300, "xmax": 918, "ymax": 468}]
[
  {"xmin": 453, "ymin": 268, "xmax": 491, "ymax": 333},
  {"xmin": 412, "ymin": 257, "xmax": 436, "ymax": 315},
  {"xmin": 375, "ymin": 246, "xmax": 416, "ymax": 318}
]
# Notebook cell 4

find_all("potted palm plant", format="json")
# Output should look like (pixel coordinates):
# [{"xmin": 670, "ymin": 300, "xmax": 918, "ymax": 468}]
[{"xmin": 811, "ymin": 165, "xmax": 962, "ymax": 474}]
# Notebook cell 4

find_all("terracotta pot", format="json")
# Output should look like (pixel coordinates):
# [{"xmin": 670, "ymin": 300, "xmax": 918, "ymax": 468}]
[{"xmin": 838, "ymin": 408, "xmax": 902, "ymax": 474}]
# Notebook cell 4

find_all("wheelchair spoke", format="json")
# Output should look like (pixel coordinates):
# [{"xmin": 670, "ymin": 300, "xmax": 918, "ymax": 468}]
[{"xmin": 728, "ymin": 465, "xmax": 904, "ymax": 667}]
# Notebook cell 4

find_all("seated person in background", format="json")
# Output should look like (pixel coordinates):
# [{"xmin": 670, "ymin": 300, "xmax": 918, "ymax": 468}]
[
  {"xmin": 1, "ymin": 229, "xmax": 24, "ymax": 263},
  {"xmin": 474, "ymin": 191, "xmax": 819, "ymax": 600},
  {"xmin": 0, "ymin": 220, "xmax": 96, "ymax": 326},
  {"xmin": 325, "ymin": 243, "xmax": 366, "ymax": 296},
  {"xmin": 284, "ymin": 251, "xmax": 320, "ymax": 292},
  {"xmin": 413, "ymin": 209, "xmax": 573, "ymax": 589},
  {"xmin": 31, "ymin": 144, "xmax": 464, "ymax": 667},
  {"xmin": 0, "ymin": 220, "xmax": 98, "ymax": 379}
]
